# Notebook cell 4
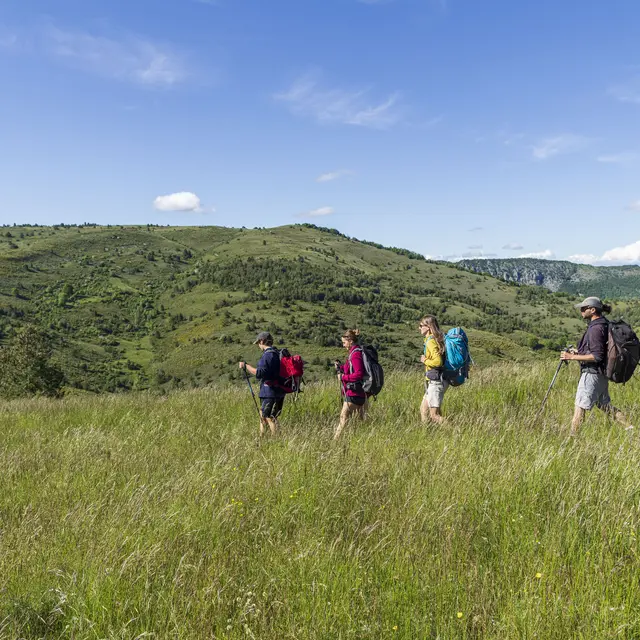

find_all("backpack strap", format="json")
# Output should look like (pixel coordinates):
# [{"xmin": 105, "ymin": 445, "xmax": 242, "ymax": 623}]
[{"xmin": 348, "ymin": 347, "xmax": 363, "ymax": 375}]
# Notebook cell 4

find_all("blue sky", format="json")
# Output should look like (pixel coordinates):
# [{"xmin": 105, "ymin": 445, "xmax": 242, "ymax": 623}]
[{"xmin": 2, "ymin": 0, "xmax": 640, "ymax": 264}]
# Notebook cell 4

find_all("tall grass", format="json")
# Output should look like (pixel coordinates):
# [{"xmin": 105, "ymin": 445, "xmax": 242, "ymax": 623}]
[{"xmin": 1, "ymin": 363, "xmax": 639, "ymax": 638}]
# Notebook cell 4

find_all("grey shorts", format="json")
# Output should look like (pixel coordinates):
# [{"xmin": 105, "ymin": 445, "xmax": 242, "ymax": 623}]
[
  {"xmin": 575, "ymin": 371, "xmax": 610, "ymax": 411},
  {"xmin": 423, "ymin": 380, "xmax": 449, "ymax": 409}
]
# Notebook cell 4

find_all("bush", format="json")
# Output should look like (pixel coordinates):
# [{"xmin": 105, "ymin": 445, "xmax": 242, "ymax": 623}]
[{"xmin": 0, "ymin": 326, "xmax": 64, "ymax": 398}]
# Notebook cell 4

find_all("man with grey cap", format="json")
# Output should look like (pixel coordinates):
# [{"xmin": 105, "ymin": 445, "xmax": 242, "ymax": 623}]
[
  {"xmin": 239, "ymin": 331, "xmax": 285, "ymax": 436},
  {"xmin": 560, "ymin": 297, "xmax": 632, "ymax": 435}
]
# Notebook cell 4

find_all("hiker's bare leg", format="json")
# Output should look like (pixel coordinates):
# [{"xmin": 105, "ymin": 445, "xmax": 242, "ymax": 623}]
[
  {"xmin": 430, "ymin": 406, "xmax": 444, "ymax": 424},
  {"xmin": 266, "ymin": 417, "xmax": 278, "ymax": 435},
  {"xmin": 570, "ymin": 406, "xmax": 586, "ymax": 435},
  {"xmin": 360, "ymin": 398, "xmax": 369, "ymax": 420},
  {"xmin": 334, "ymin": 402, "xmax": 352, "ymax": 440},
  {"xmin": 420, "ymin": 395, "xmax": 430, "ymax": 423},
  {"xmin": 259, "ymin": 412, "xmax": 266, "ymax": 436},
  {"xmin": 600, "ymin": 403, "xmax": 633, "ymax": 429}
]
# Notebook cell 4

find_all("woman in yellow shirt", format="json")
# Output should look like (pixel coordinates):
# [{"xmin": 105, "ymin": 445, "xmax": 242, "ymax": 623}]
[{"xmin": 419, "ymin": 315, "xmax": 449, "ymax": 423}]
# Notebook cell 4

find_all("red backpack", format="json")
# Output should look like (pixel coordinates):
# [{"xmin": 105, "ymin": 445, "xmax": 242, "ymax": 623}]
[{"xmin": 279, "ymin": 349, "xmax": 305, "ymax": 395}]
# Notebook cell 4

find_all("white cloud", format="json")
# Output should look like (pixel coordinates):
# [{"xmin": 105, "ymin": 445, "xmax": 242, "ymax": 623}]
[
  {"xmin": 532, "ymin": 134, "xmax": 589, "ymax": 160},
  {"xmin": 460, "ymin": 251, "xmax": 497, "ymax": 258},
  {"xmin": 627, "ymin": 200, "xmax": 640, "ymax": 212},
  {"xmin": 275, "ymin": 73, "xmax": 403, "ymax": 130},
  {"xmin": 153, "ymin": 192, "xmax": 203, "ymax": 212},
  {"xmin": 569, "ymin": 240, "xmax": 640, "ymax": 265},
  {"xmin": 597, "ymin": 151, "xmax": 639, "ymax": 165},
  {"xmin": 467, "ymin": 244, "xmax": 483, "ymax": 250},
  {"xmin": 503, "ymin": 242, "xmax": 523, "ymax": 250},
  {"xmin": 567, "ymin": 254, "xmax": 599, "ymax": 265},
  {"xmin": 518, "ymin": 249, "xmax": 555, "ymax": 259},
  {"xmin": 316, "ymin": 170, "xmax": 352, "ymax": 183},
  {"xmin": 468, "ymin": 226, "xmax": 484, "ymax": 232},
  {"xmin": 48, "ymin": 26, "xmax": 188, "ymax": 86},
  {"xmin": 609, "ymin": 77, "xmax": 640, "ymax": 105},
  {"xmin": 1, "ymin": 24, "xmax": 189, "ymax": 87},
  {"xmin": 304, "ymin": 206, "xmax": 335, "ymax": 217},
  {"xmin": 0, "ymin": 32, "xmax": 18, "ymax": 49}
]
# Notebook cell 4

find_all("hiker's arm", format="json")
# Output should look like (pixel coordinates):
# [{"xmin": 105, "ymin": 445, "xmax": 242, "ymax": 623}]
[
  {"xmin": 423, "ymin": 340, "xmax": 443, "ymax": 369},
  {"xmin": 560, "ymin": 352, "xmax": 595, "ymax": 363},
  {"xmin": 239, "ymin": 362, "xmax": 257, "ymax": 375},
  {"xmin": 255, "ymin": 351, "xmax": 277, "ymax": 380}
]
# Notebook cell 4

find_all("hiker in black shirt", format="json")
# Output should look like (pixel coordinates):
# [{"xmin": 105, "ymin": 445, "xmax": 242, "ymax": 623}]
[
  {"xmin": 560, "ymin": 297, "xmax": 632, "ymax": 436},
  {"xmin": 239, "ymin": 331, "xmax": 285, "ymax": 436}
]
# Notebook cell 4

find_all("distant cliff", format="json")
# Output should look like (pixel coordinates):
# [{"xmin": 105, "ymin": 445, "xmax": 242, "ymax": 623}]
[{"xmin": 457, "ymin": 258, "xmax": 640, "ymax": 299}]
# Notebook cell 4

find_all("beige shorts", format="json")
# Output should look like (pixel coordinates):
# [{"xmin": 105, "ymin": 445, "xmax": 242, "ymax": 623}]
[{"xmin": 424, "ymin": 380, "xmax": 449, "ymax": 409}]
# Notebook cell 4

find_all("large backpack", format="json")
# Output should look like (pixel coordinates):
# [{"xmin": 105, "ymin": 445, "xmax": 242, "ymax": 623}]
[
  {"xmin": 442, "ymin": 327, "xmax": 471, "ymax": 387},
  {"xmin": 279, "ymin": 348, "xmax": 305, "ymax": 394},
  {"xmin": 606, "ymin": 320, "xmax": 640, "ymax": 383},
  {"xmin": 352, "ymin": 345, "xmax": 384, "ymax": 397}
]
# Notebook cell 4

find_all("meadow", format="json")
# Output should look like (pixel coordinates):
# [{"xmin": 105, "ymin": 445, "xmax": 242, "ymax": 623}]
[{"xmin": 2, "ymin": 362, "xmax": 640, "ymax": 639}]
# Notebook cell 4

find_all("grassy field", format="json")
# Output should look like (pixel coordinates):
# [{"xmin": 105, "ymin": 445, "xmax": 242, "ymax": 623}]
[{"xmin": 2, "ymin": 362, "xmax": 640, "ymax": 638}]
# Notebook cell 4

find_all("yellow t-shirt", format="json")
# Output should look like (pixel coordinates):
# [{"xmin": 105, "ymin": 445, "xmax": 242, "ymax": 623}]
[{"xmin": 424, "ymin": 336, "xmax": 444, "ymax": 372}]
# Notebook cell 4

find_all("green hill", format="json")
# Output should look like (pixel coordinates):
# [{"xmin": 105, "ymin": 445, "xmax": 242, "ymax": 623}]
[
  {"xmin": 458, "ymin": 257, "xmax": 640, "ymax": 299},
  {"xmin": 0, "ymin": 222, "xmax": 627, "ymax": 394}
]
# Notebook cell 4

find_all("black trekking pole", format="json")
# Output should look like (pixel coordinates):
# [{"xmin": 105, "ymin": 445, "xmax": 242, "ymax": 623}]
[
  {"xmin": 242, "ymin": 364, "xmax": 261, "ymax": 419},
  {"xmin": 535, "ymin": 348, "xmax": 573, "ymax": 420},
  {"xmin": 335, "ymin": 361, "xmax": 344, "ymax": 406}
]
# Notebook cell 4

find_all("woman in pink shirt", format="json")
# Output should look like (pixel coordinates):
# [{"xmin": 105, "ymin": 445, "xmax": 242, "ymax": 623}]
[{"xmin": 334, "ymin": 329, "xmax": 368, "ymax": 439}]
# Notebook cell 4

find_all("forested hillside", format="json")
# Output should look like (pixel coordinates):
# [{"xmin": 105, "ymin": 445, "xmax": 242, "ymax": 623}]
[
  {"xmin": 2, "ymin": 222, "xmax": 632, "ymax": 395},
  {"xmin": 458, "ymin": 258, "xmax": 640, "ymax": 299}
]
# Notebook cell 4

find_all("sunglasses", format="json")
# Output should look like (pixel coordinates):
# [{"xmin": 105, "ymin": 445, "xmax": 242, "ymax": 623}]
[{"xmin": 580, "ymin": 306, "xmax": 592, "ymax": 313}]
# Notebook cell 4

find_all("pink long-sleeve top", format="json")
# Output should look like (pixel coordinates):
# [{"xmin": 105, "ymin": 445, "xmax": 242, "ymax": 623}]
[{"xmin": 340, "ymin": 346, "xmax": 366, "ymax": 399}]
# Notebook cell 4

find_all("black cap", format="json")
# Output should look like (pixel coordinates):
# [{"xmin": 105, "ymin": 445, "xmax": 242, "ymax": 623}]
[{"xmin": 253, "ymin": 331, "xmax": 273, "ymax": 344}]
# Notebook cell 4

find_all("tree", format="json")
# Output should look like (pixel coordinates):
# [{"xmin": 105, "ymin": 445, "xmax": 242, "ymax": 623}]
[
  {"xmin": 0, "ymin": 326, "xmax": 65, "ymax": 398},
  {"xmin": 57, "ymin": 283, "xmax": 74, "ymax": 307}
]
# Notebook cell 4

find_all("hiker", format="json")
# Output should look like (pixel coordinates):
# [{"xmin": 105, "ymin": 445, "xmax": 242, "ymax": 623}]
[
  {"xmin": 560, "ymin": 297, "xmax": 633, "ymax": 435},
  {"xmin": 419, "ymin": 315, "xmax": 448, "ymax": 424},
  {"xmin": 334, "ymin": 329, "xmax": 368, "ymax": 440},
  {"xmin": 239, "ymin": 331, "xmax": 285, "ymax": 436}
]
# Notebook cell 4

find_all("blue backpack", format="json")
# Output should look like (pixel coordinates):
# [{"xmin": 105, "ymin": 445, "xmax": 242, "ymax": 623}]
[{"xmin": 443, "ymin": 327, "xmax": 471, "ymax": 387}]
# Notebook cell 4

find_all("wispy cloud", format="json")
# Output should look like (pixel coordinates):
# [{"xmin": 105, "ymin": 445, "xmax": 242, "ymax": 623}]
[
  {"xmin": 275, "ymin": 72, "xmax": 404, "ymax": 130},
  {"xmin": 460, "ymin": 251, "xmax": 497, "ymax": 258},
  {"xmin": 608, "ymin": 76, "xmax": 640, "ymax": 104},
  {"xmin": 316, "ymin": 170, "xmax": 353, "ymax": 183},
  {"xmin": 468, "ymin": 226, "xmax": 484, "ymax": 233},
  {"xmin": 0, "ymin": 24, "xmax": 190, "ymax": 87},
  {"xmin": 358, "ymin": 0, "xmax": 449, "ymax": 9},
  {"xmin": 518, "ymin": 249, "xmax": 555, "ymax": 259},
  {"xmin": 0, "ymin": 31, "xmax": 18, "ymax": 49},
  {"xmin": 302, "ymin": 206, "xmax": 335, "ymax": 218},
  {"xmin": 627, "ymin": 200, "xmax": 640, "ymax": 212},
  {"xmin": 569, "ymin": 240, "xmax": 640, "ymax": 265},
  {"xmin": 532, "ymin": 134, "xmax": 590, "ymax": 160},
  {"xmin": 597, "ymin": 151, "xmax": 639, "ymax": 165},
  {"xmin": 502, "ymin": 242, "xmax": 523, "ymax": 250}
]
